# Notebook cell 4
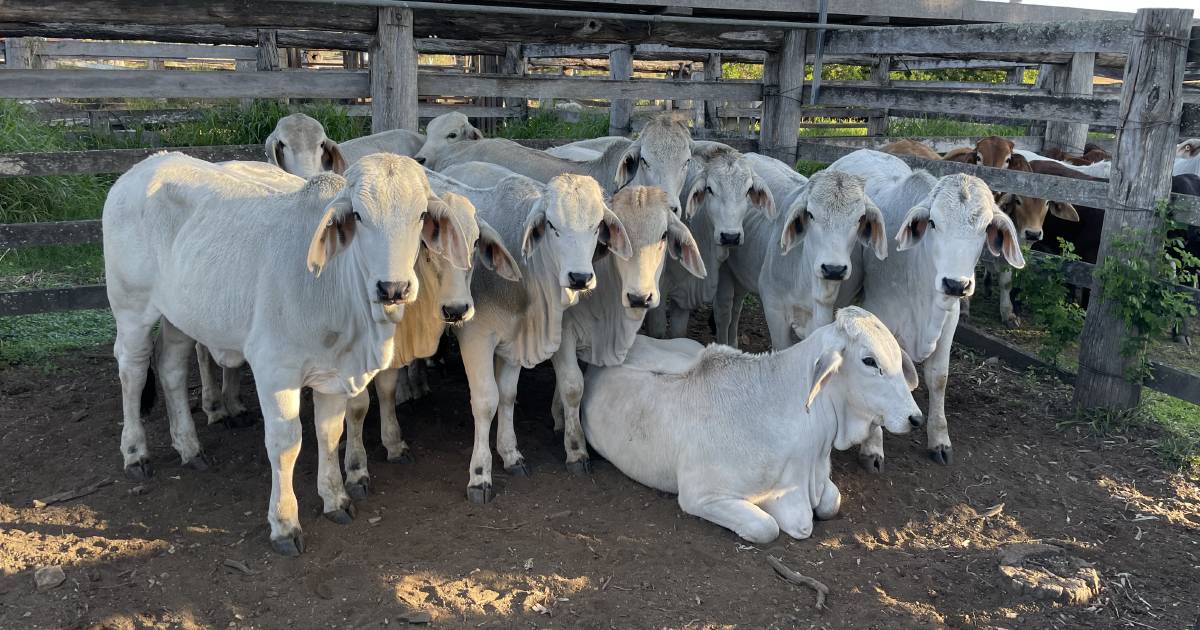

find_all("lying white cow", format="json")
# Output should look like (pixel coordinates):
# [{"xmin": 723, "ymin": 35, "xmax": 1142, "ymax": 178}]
[
  {"xmin": 828, "ymin": 149, "xmax": 1025, "ymax": 469},
  {"xmin": 104, "ymin": 152, "xmax": 471, "ymax": 555},
  {"xmin": 427, "ymin": 172, "xmax": 631, "ymax": 503},
  {"xmin": 715, "ymin": 158, "xmax": 888, "ymax": 349},
  {"xmin": 581, "ymin": 307, "xmax": 922, "ymax": 543}
]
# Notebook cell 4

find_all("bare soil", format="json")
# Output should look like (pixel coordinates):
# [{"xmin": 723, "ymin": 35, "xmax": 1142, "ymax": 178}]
[{"xmin": 1, "ymin": 306, "xmax": 1198, "ymax": 630}]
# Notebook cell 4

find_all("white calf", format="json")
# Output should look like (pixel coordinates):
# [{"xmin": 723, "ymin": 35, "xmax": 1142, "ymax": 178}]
[{"xmin": 264, "ymin": 113, "xmax": 347, "ymax": 178}]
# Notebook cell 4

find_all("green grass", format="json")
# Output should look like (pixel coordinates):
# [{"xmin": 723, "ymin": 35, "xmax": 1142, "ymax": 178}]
[
  {"xmin": 497, "ymin": 111, "xmax": 610, "ymax": 140},
  {"xmin": 0, "ymin": 309, "xmax": 114, "ymax": 368},
  {"xmin": 158, "ymin": 100, "xmax": 369, "ymax": 146}
]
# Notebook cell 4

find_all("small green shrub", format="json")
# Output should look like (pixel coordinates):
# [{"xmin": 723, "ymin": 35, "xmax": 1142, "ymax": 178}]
[
  {"xmin": 1011, "ymin": 239, "xmax": 1086, "ymax": 365},
  {"xmin": 497, "ymin": 111, "xmax": 609, "ymax": 140}
]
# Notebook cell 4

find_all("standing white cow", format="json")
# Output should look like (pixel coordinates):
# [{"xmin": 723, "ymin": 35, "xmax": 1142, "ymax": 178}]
[
  {"xmin": 714, "ymin": 158, "xmax": 889, "ymax": 349},
  {"xmin": 828, "ymin": 149, "xmax": 1025, "ymax": 469},
  {"xmin": 104, "ymin": 152, "xmax": 471, "ymax": 555},
  {"xmin": 427, "ymin": 172, "xmax": 632, "ymax": 503},
  {"xmin": 581, "ymin": 307, "xmax": 922, "ymax": 543}
]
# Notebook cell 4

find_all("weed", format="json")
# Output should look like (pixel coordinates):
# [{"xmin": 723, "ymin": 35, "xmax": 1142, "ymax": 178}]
[{"xmin": 498, "ymin": 111, "xmax": 609, "ymax": 139}]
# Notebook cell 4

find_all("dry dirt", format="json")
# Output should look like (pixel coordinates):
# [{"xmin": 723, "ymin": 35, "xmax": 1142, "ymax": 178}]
[{"xmin": 1, "ymin": 306, "xmax": 1198, "ymax": 630}]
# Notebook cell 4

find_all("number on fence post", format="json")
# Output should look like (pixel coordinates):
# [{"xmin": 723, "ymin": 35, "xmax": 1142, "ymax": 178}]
[
  {"xmin": 608, "ymin": 45, "xmax": 633, "ymax": 137},
  {"xmin": 370, "ymin": 6, "xmax": 418, "ymax": 133},
  {"xmin": 1073, "ymin": 8, "xmax": 1193, "ymax": 411}
]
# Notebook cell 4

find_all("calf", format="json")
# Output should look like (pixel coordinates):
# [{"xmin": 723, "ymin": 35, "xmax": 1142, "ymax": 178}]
[
  {"xmin": 104, "ymin": 153, "xmax": 471, "ymax": 555},
  {"xmin": 942, "ymin": 136, "xmax": 1014, "ymax": 168},
  {"xmin": 828, "ymin": 149, "xmax": 1024, "ymax": 470},
  {"xmin": 580, "ymin": 307, "xmax": 921, "ymax": 543},
  {"xmin": 264, "ymin": 113, "xmax": 347, "ymax": 178},
  {"xmin": 881, "ymin": 139, "xmax": 941, "ymax": 161}
]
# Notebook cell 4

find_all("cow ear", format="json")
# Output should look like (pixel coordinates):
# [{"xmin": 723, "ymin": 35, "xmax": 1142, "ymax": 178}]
[
  {"xmin": 307, "ymin": 198, "xmax": 357, "ymax": 276},
  {"xmin": 521, "ymin": 204, "xmax": 548, "ymax": 258},
  {"xmin": 322, "ymin": 139, "xmax": 347, "ymax": 175},
  {"xmin": 779, "ymin": 191, "xmax": 810, "ymax": 255},
  {"xmin": 942, "ymin": 148, "xmax": 976, "ymax": 164},
  {"xmin": 895, "ymin": 203, "xmax": 931, "ymax": 251},
  {"xmin": 265, "ymin": 130, "xmax": 284, "ymax": 169},
  {"xmin": 806, "ymin": 347, "xmax": 844, "ymax": 410},
  {"xmin": 1050, "ymin": 200, "xmax": 1080, "ymax": 222},
  {"xmin": 900, "ymin": 348, "xmax": 919, "ymax": 391},
  {"xmin": 685, "ymin": 176, "xmax": 706, "ymax": 220},
  {"xmin": 987, "ymin": 211, "xmax": 1026, "ymax": 268},
  {"xmin": 600, "ymin": 208, "xmax": 633, "ymax": 260},
  {"xmin": 616, "ymin": 144, "xmax": 640, "ymax": 189},
  {"xmin": 476, "ymin": 218, "xmax": 522, "ymax": 282},
  {"xmin": 465, "ymin": 125, "xmax": 483, "ymax": 141},
  {"xmin": 666, "ymin": 212, "xmax": 707, "ymax": 279},
  {"xmin": 860, "ymin": 198, "xmax": 888, "ymax": 261},
  {"xmin": 749, "ymin": 173, "xmax": 776, "ymax": 219},
  {"xmin": 422, "ymin": 193, "xmax": 473, "ymax": 270}
]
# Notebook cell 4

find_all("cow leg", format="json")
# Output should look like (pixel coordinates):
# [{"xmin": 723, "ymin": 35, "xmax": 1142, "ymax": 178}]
[
  {"xmin": 494, "ymin": 358, "xmax": 528, "ymax": 476},
  {"xmin": 644, "ymin": 304, "xmax": 668, "ymax": 339},
  {"xmin": 460, "ymin": 337, "xmax": 499, "ymax": 504},
  {"xmin": 221, "ymin": 365, "xmax": 248, "ymax": 418},
  {"xmin": 727, "ymin": 288, "xmax": 748, "ymax": 349},
  {"xmin": 713, "ymin": 268, "xmax": 735, "ymax": 345},
  {"xmin": 312, "ymin": 390, "xmax": 354, "ymax": 523},
  {"xmin": 375, "ymin": 366, "xmax": 413, "ymax": 463},
  {"xmin": 762, "ymin": 297, "xmax": 796, "ymax": 350},
  {"xmin": 114, "ymin": 312, "xmax": 158, "ymax": 480},
  {"xmin": 254, "ymin": 378, "xmax": 304, "ymax": 555},
  {"xmin": 666, "ymin": 302, "xmax": 691, "ymax": 339},
  {"xmin": 157, "ymin": 319, "xmax": 206, "ymax": 470},
  {"xmin": 815, "ymin": 480, "xmax": 842, "ymax": 520},
  {"xmin": 678, "ymin": 491, "xmax": 780, "ymax": 544},
  {"xmin": 551, "ymin": 336, "xmax": 589, "ymax": 474},
  {"xmin": 925, "ymin": 316, "xmax": 958, "ymax": 465},
  {"xmin": 551, "ymin": 383, "xmax": 565, "ymax": 433},
  {"xmin": 343, "ymin": 387, "xmax": 371, "ymax": 499},
  {"xmin": 857, "ymin": 425, "xmax": 886, "ymax": 473},
  {"xmin": 758, "ymin": 488, "xmax": 815, "ymax": 539},
  {"xmin": 998, "ymin": 266, "xmax": 1019, "ymax": 327},
  {"xmin": 196, "ymin": 344, "xmax": 229, "ymax": 426}
]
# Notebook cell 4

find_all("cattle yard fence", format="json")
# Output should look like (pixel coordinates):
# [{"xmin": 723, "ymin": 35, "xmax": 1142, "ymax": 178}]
[{"xmin": 0, "ymin": 0, "xmax": 1198, "ymax": 410}]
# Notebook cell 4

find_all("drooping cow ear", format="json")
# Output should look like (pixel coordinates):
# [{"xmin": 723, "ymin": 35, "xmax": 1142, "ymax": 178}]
[
  {"xmin": 616, "ymin": 144, "xmax": 641, "ymax": 189},
  {"xmin": 1050, "ymin": 200, "xmax": 1080, "ymax": 222},
  {"xmin": 684, "ymin": 176, "xmax": 706, "ymax": 220},
  {"xmin": 465, "ymin": 125, "xmax": 483, "ymax": 141},
  {"xmin": 422, "ymin": 192, "xmax": 473, "ymax": 270},
  {"xmin": 599, "ymin": 208, "xmax": 633, "ymax": 260},
  {"xmin": 895, "ymin": 203, "xmax": 932, "ymax": 251},
  {"xmin": 521, "ymin": 204, "xmax": 548, "ymax": 259},
  {"xmin": 476, "ymin": 218, "xmax": 522, "ymax": 282},
  {"xmin": 307, "ymin": 198, "xmax": 357, "ymax": 276},
  {"xmin": 942, "ymin": 147, "xmax": 976, "ymax": 164},
  {"xmin": 666, "ymin": 212, "xmax": 707, "ymax": 279},
  {"xmin": 806, "ymin": 347, "xmax": 844, "ymax": 410},
  {"xmin": 265, "ymin": 129, "xmax": 284, "ymax": 169},
  {"xmin": 860, "ymin": 198, "xmax": 888, "ymax": 261},
  {"xmin": 986, "ymin": 211, "xmax": 1026, "ymax": 269},
  {"xmin": 900, "ymin": 348, "xmax": 919, "ymax": 391},
  {"xmin": 778, "ymin": 190, "xmax": 810, "ymax": 255},
  {"xmin": 749, "ymin": 173, "xmax": 776, "ymax": 219},
  {"xmin": 321, "ymin": 139, "xmax": 347, "ymax": 175}
]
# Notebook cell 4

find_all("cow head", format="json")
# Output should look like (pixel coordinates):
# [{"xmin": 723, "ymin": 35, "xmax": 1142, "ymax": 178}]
[
  {"xmin": 306, "ymin": 154, "xmax": 473, "ymax": 324},
  {"xmin": 683, "ymin": 145, "xmax": 774, "ymax": 246},
  {"xmin": 415, "ymin": 112, "xmax": 483, "ymax": 166},
  {"xmin": 995, "ymin": 155, "xmax": 1080, "ymax": 244},
  {"xmin": 942, "ymin": 136, "xmax": 1014, "ymax": 168},
  {"xmin": 266, "ymin": 113, "xmax": 346, "ymax": 179},
  {"xmin": 521, "ymin": 174, "xmax": 630, "ymax": 306},
  {"xmin": 806, "ymin": 307, "xmax": 922, "ymax": 449},
  {"xmin": 615, "ymin": 114, "xmax": 693, "ymax": 216}
]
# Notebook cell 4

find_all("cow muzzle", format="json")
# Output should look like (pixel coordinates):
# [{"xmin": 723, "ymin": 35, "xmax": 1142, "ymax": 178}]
[
  {"xmin": 718, "ymin": 231, "xmax": 743, "ymax": 247},
  {"xmin": 376, "ymin": 280, "xmax": 413, "ymax": 305},
  {"xmin": 566, "ymin": 271, "xmax": 595, "ymax": 291},
  {"xmin": 940, "ymin": 277, "xmax": 973, "ymax": 297},
  {"xmin": 442, "ymin": 303, "xmax": 473, "ymax": 323},
  {"xmin": 1024, "ymin": 229, "xmax": 1043, "ymax": 242},
  {"xmin": 625, "ymin": 292, "xmax": 654, "ymax": 309},
  {"xmin": 820, "ymin": 264, "xmax": 848, "ymax": 281}
]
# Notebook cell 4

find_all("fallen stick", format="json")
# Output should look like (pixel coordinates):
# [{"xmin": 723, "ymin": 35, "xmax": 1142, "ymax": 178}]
[
  {"xmin": 767, "ymin": 555, "xmax": 829, "ymax": 610},
  {"xmin": 33, "ymin": 478, "xmax": 114, "ymax": 508}
]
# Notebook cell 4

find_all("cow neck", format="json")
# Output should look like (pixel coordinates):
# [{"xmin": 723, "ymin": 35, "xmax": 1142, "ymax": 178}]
[
  {"xmin": 390, "ymin": 250, "xmax": 446, "ymax": 369},
  {"xmin": 566, "ymin": 253, "xmax": 647, "ymax": 367},
  {"xmin": 506, "ymin": 232, "xmax": 567, "ymax": 369},
  {"xmin": 897, "ymin": 241, "xmax": 956, "ymax": 363},
  {"xmin": 775, "ymin": 327, "xmax": 843, "ymax": 453},
  {"xmin": 319, "ymin": 245, "xmax": 396, "ymax": 394},
  {"xmin": 590, "ymin": 140, "xmax": 633, "ymax": 195}
]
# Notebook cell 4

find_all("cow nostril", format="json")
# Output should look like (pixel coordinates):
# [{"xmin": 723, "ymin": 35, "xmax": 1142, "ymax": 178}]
[
  {"xmin": 909, "ymin": 413, "xmax": 924, "ymax": 428},
  {"xmin": 719, "ymin": 232, "xmax": 742, "ymax": 246},
  {"xmin": 567, "ymin": 271, "xmax": 593, "ymax": 289},
  {"xmin": 820, "ymin": 264, "xmax": 848, "ymax": 280}
]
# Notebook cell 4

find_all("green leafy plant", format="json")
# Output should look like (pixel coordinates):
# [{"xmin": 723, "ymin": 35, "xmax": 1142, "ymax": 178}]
[
  {"xmin": 1094, "ymin": 199, "xmax": 1199, "ymax": 380},
  {"xmin": 1011, "ymin": 239, "xmax": 1086, "ymax": 365}
]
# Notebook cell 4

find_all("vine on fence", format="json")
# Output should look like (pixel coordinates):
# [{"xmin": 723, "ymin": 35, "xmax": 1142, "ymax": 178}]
[
  {"xmin": 1011, "ymin": 239, "xmax": 1085, "ymax": 365},
  {"xmin": 1094, "ymin": 199, "xmax": 1199, "ymax": 381}
]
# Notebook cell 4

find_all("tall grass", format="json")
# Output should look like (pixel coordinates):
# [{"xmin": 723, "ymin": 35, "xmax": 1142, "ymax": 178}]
[
  {"xmin": 498, "ymin": 111, "xmax": 610, "ymax": 140},
  {"xmin": 158, "ymin": 100, "xmax": 369, "ymax": 147}
]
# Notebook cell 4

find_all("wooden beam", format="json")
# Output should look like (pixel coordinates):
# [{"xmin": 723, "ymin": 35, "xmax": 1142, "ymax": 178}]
[
  {"xmin": 1075, "ymin": 8, "xmax": 1194, "ymax": 411},
  {"xmin": 1042, "ymin": 53, "xmax": 1096, "ymax": 155},
  {"xmin": 419, "ymin": 74, "xmax": 763, "ymax": 102},
  {"xmin": 0, "ymin": 285, "xmax": 110, "ymax": 317},
  {"xmin": 866, "ymin": 56, "xmax": 891, "ymax": 136},
  {"xmin": 760, "ymin": 30, "xmax": 806, "ymax": 163},
  {"xmin": 807, "ymin": 85, "xmax": 1118, "ymax": 125},
  {"xmin": 0, "ymin": 145, "xmax": 263, "ymax": 177},
  {"xmin": 35, "ymin": 40, "xmax": 256, "ymax": 60},
  {"xmin": 822, "ymin": 20, "xmax": 1133, "ymax": 57},
  {"xmin": 608, "ymin": 45, "xmax": 633, "ymax": 136},
  {"xmin": 703, "ymin": 52, "xmax": 723, "ymax": 132},
  {"xmin": 0, "ymin": 69, "xmax": 368, "ymax": 99},
  {"xmin": 0, "ymin": 221, "xmax": 103, "ymax": 248},
  {"xmin": 370, "ymin": 6, "xmax": 418, "ymax": 132}
]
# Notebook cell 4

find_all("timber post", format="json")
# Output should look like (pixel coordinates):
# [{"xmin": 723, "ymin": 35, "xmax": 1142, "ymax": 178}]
[
  {"xmin": 1043, "ymin": 52, "xmax": 1096, "ymax": 154},
  {"xmin": 608, "ymin": 44, "xmax": 633, "ymax": 136},
  {"xmin": 759, "ymin": 29, "xmax": 806, "ymax": 165},
  {"xmin": 370, "ymin": 6, "xmax": 418, "ymax": 133}
]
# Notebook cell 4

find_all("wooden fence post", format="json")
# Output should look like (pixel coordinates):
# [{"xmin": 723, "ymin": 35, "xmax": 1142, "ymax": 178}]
[
  {"xmin": 867, "ymin": 55, "xmax": 891, "ymax": 136},
  {"xmin": 759, "ymin": 29, "xmax": 806, "ymax": 165},
  {"xmin": 1043, "ymin": 52, "xmax": 1096, "ymax": 154},
  {"xmin": 608, "ymin": 44, "xmax": 633, "ymax": 136},
  {"xmin": 704, "ymin": 52, "xmax": 723, "ymax": 133},
  {"xmin": 256, "ymin": 30, "xmax": 280, "ymax": 72},
  {"xmin": 5, "ymin": 37, "xmax": 34, "ymax": 69},
  {"xmin": 501, "ymin": 44, "xmax": 526, "ymax": 119},
  {"xmin": 1073, "ymin": 8, "xmax": 1193, "ymax": 411},
  {"xmin": 370, "ymin": 6, "xmax": 418, "ymax": 133}
]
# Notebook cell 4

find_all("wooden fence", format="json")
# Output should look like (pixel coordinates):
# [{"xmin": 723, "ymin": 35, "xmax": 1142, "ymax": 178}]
[{"xmin": 1, "ymin": 0, "xmax": 1198, "ymax": 411}]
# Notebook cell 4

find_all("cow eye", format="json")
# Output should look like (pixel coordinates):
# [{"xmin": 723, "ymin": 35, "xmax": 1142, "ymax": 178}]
[
  {"xmin": 862, "ymin": 357, "xmax": 877, "ymax": 368},
  {"xmin": 448, "ymin": 132, "xmax": 457, "ymax": 139},
  {"xmin": 804, "ymin": 210, "xmax": 814, "ymax": 220},
  {"xmin": 640, "ymin": 157, "xmax": 649, "ymax": 166},
  {"xmin": 546, "ymin": 219, "xmax": 560, "ymax": 236},
  {"xmin": 705, "ymin": 186, "xmax": 714, "ymax": 195},
  {"xmin": 928, "ymin": 219, "xmax": 937, "ymax": 230},
  {"xmin": 352, "ymin": 211, "xmax": 363, "ymax": 222},
  {"xmin": 661, "ymin": 231, "xmax": 668, "ymax": 241}
]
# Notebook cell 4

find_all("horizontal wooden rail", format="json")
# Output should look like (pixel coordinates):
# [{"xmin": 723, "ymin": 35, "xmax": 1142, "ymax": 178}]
[
  {"xmin": 1025, "ymin": 250, "xmax": 1200, "ymax": 309},
  {"xmin": 796, "ymin": 135, "xmax": 1045, "ymax": 153},
  {"xmin": 0, "ymin": 145, "xmax": 262, "ymax": 178},
  {"xmin": 802, "ymin": 85, "xmax": 1120, "ymax": 126},
  {"xmin": 823, "ymin": 19, "xmax": 1134, "ymax": 57},
  {"xmin": 0, "ymin": 285, "xmax": 109, "ymax": 317},
  {"xmin": 423, "ymin": 74, "xmax": 763, "ymax": 102},
  {"xmin": 0, "ymin": 220, "xmax": 103, "ymax": 248},
  {"xmin": 36, "ymin": 40, "xmax": 257, "ymax": 60}
]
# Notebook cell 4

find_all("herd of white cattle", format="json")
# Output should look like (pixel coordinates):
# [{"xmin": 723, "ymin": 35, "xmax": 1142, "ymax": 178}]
[{"xmin": 104, "ymin": 110, "xmax": 1033, "ymax": 555}]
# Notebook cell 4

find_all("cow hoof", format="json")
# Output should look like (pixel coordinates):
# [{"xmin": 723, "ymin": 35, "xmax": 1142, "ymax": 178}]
[
  {"xmin": 222, "ymin": 413, "xmax": 256, "ymax": 429},
  {"xmin": 1004, "ymin": 316, "xmax": 1021, "ymax": 329},
  {"xmin": 505, "ymin": 460, "xmax": 532, "ymax": 477},
  {"xmin": 466, "ymin": 483, "xmax": 495, "ymax": 504},
  {"xmin": 323, "ymin": 503, "xmax": 356, "ymax": 525},
  {"xmin": 387, "ymin": 450, "xmax": 414, "ymax": 465},
  {"xmin": 566, "ymin": 458, "xmax": 592, "ymax": 475},
  {"xmin": 928, "ymin": 445, "xmax": 954, "ymax": 466},
  {"xmin": 858, "ymin": 452, "xmax": 885, "ymax": 474},
  {"xmin": 183, "ymin": 452, "xmax": 211, "ymax": 472},
  {"xmin": 270, "ymin": 532, "xmax": 305, "ymax": 556},
  {"xmin": 124, "ymin": 460, "xmax": 154, "ymax": 481},
  {"xmin": 345, "ymin": 477, "xmax": 370, "ymax": 500}
]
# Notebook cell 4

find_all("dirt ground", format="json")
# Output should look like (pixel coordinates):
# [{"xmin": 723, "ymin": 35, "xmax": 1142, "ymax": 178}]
[{"xmin": 1, "ymin": 305, "xmax": 1198, "ymax": 630}]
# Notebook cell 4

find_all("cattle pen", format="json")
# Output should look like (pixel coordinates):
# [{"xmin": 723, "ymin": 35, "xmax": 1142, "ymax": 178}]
[{"xmin": 1, "ymin": 1, "xmax": 1200, "ymax": 628}]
